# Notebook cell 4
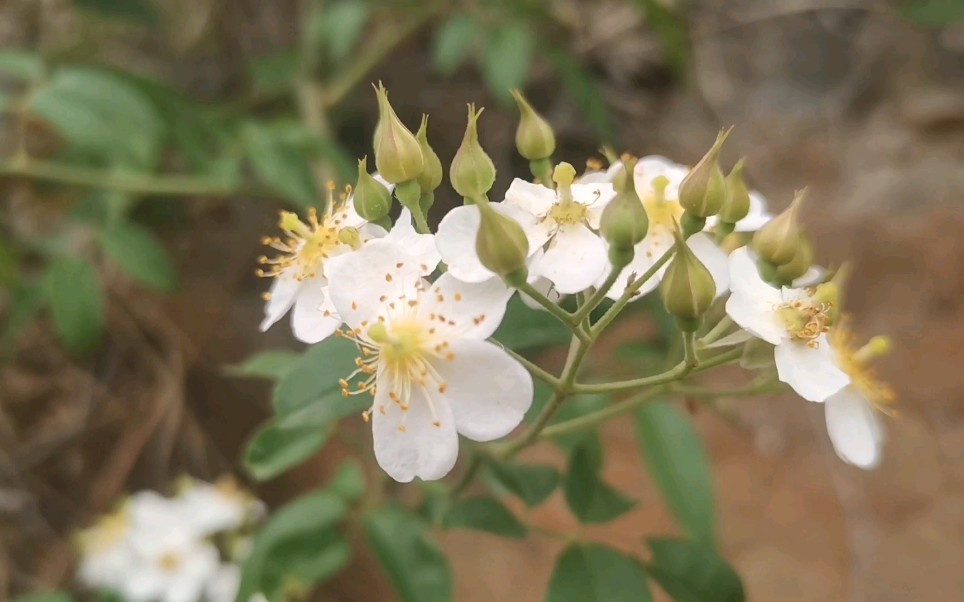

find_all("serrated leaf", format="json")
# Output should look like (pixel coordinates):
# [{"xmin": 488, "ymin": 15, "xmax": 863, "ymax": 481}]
[
  {"xmin": 645, "ymin": 538, "xmax": 744, "ymax": 602},
  {"xmin": 237, "ymin": 489, "xmax": 350, "ymax": 601},
  {"xmin": 492, "ymin": 297, "xmax": 570, "ymax": 351},
  {"xmin": 225, "ymin": 349, "xmax": 301, "ymax": 381},
  {"xmin": 0, "ymin": 50, "xmax": 43, "ymax": 80},
  {"xmin": 482, "ymin": 22, "xmax": 534, "ymax": 103},
  {"xmin": 272, "ymin": 336, "xmax": 362, "ymax": 417},
  {"xmin": 564, "ymin": 443, "xmax": 635, "ymax": 523},
  {"xmin": 243, "ymin": 419, "xmax": 329, "ymax": 481},
  {"xmin": 365, "ymin": 506, "xmax": 452, "ymax": 602},
  {"xmin": 99, "ymin": 221, "xmax": 176, "ymax": 291},
  {"xmin": 487, "ymin": 461, "xmax": 559, "ymax": 507},
  {"xmin": 45, "ymin": 258, "xmax": 104, "ymax": 355},
  {"xmin": 636, "ymin": 402, "xmax": 715, "ymax": 546},
  {"xmin": 546, "ymin": 544, "xmax": 653, "ymax": 602},
  {"xmin": 320, "ymin": 0, "xmax": 370, "ymax": 64},
  {"xmin": 244, "ymin": 122, "xmax": 319, "ymax": 208},
  {"xmin": 442, "ymin": 496, "xmax": 527, "ymax": 539},
  {"xmin": 433, "ymin": 14, "xmax": 478, "ymax": 75}
]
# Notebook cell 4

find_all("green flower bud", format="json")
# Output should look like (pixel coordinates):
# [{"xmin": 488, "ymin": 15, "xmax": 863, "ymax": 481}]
[
  {"xmin": 511, "ymin": 89, "xmax": 556, "ymax": 161},
  {"xmin": 719, "ymin": 158, "xmax": 751, "ymax": 225},
  {"xmin": 415, "ymin": 114, "xmax": 443, "ymax": 194},
  {"xmin": 373, "ymin": 82, "xmax": 423, "ymax": 184},
  {"xmin": 660, "ymin": 223, "xmax": 717, "ymax": 330},
  {"xmin": 450, "ymin": 104, "xmax": 496, "ymax": 200},
  {"xmin": 774, "ymin": 236, "xmax": 813, "ymax": 283},
  {"xmin": 352, "ymin": 156, "xmax": 393, "ymax": 222},
  {"xmin": 752, "ymin": 189, "xmax": 805, "ymax": 266},
  {"xmin": 476, "ymin": 203, "xmax": 529, "ymax": 285},
  {"xmin": 679, "ymin": 127, "xmax": 731, "ymax": 218},
  {"xmin": 599, "ymin": 157, "xmax": 649, "ymax": 267}
]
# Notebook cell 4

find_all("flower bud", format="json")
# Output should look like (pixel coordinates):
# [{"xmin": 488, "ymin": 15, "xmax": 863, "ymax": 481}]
[
  {"xmin": 774, "ymin": 236, "xmax": 813, "ymax": 283},
  {"xmin": 373, "ymin": 82, "xmax": 424, "ymax": 184},
  {"xmin": 476, "ymin": 203, "xmax": 529, "ymax": 284},
  {"xmin": 660, "ymin": 223, "xmax": 717, "ymax": 330},
  {"xmin": 352, "ymin": 157, "xmax": 393, "ymax": 222},
  {"xmin": 450, "ymin": 104, "xmax": 496, "ymax": 200},
  {"xmin": 415, "ymin": 114, "xmax": 443, "ymax": 194},
  {"xmin": 678, "ymin": 127, "xmax": 731, "ymax": 218},
  {"xmin": 511, "ymin": 90, "xmax": 555, "ymax": 161},
  {"xmin": 599, "ymin": 157, "xmax": 648, "ymax": 267},
  {"xmin": 338, "ymin": 227, "xmax": 362, "ymax": 250},
  {"xmin": 719, "ymin": 158, "xmax": 751, "ymax": 225},
  {"xmin": 752, "ymin": 189, "xmax": 805, "ymax": 266}
]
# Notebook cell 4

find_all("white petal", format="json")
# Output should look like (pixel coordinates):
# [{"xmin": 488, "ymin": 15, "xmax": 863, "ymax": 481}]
[
  {"xmin": 371, "ymin": 373, "xmax": 459, "ymax": 482},
  {"xmin": 533, "ymin": 223, "xmax": 608, "ymax": 294},
  {"xmin": 572, "ymin": 182, "xmax": 616, "ymax": 229},
  {"xmin": 432, "ymin": 339, "xmax": 532, "ymax": 441},
  {"xmin": 774, "ymin": 336, "xmax": 850, "ymax": 402},
  {"xmin": 384, "ymin": 208, "xmax": 441, "ymax": 274},
  {"xmin": 435, "ymin": 205, "xmax": 493, "ymax": 283},
  {"xmin": 205, "ymin": 564, "xmax": 242, "ymax": 602},
  {"xmin": 503, "ymin": 178, "xmax": 556, "ymax": 217},
  {"xmin": 792, "ymin": 265, "xmax": 827, "ymax": 288},
  {"xmin": 520, "ymin": 273, "xmax": 562, "ymax": 311},
  {"xmin": 577, "ymin": 161, "xmax": 622, "ymax": 184},
  {"xmin": 725, "ymin": 247, "xmax": 786, "ymax": 344},
  {"xmin": 687, "ymin": 232, "xmax": 730, "ymax": 297},
  {"xmin": 359, "ymin": 222, "xmax": 388, "ymax": 240},
  {"xmin": 603, "ymin": 227, "xmax": 675, "ymax": 301},
  {"xmin": 259, "ymin": 272, "xmax": 302, "ymax": 332},
  {"xmin": 291, "ymin": 278, "xmax": 341, "ymax": 343},
  {"xmin": 634, "ymin": 155, "xmax": 688, "ymax": 200},
  {"xmin": 326, "ymin": 241, "xmax": 423, "ymax": 330},
  {"xmin": 419, "ymin": 273, "xmax": 513, "ymax": 340},
  {"xmin": 825, "ymin": 386, "xmax": 885, "ymax": 469}
]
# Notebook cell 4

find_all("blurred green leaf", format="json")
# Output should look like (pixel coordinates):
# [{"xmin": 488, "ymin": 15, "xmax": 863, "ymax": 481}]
[
  {"xmin": 328, "ymin": 459, "xmax": 366, "ymax": 502},
  {"xmin": 645, "ymin": 538, "xmax": 744, "ymax": 602},
  {"xmin": 433, "ymin": 14, "xmax": 478, "ymax": 76},
  {"xmin": 546, "ymin": 544, "xmax": 653, "ymax": 602},
  {"xmin": 366, "ymin": 506, "xmax": 452, "ymax": 602},
  {"xmin": 225, "ymin": 350, "xmax": 302, "ymax": 381},
  {"xmin": 244, "ymin": 122, "xmax": 319, "ymax": 208},
  {"xmin": 238, "ymin": 489, "xmax": 350, "ymax": 601},
  {"xmin": 321, "ymin": 0, "xmax": 371, "ymax": 64},
  {"xmin": 0, "ymin": 50, "xmax": 43, "ymax": 80},
  {"xmin": 1, "ymin": 283, "xmax": 44, "ymax": 349},
  {"xmin": 902, "ymin": 0, "xmax": 964, "ymax": 25},
  {"xmin": 564, "ymin": 442, "xmax": 635, "ymax": 523},
  {"xmin": 482, "ymin": 22, "xmax": 534, "ymax": 103},
  {"xmin": 487, "ymin": 461, "xmax": 560, "ymax": 507},
  {"xmin": 243, "ymin": 418, "xmax": 329, "ymax": 481},
  {"xmin": 30, "ymin": 68, "xmax": 164, "ymax": 167},
  {"xmin": 12, "ymin": 593, "xmax": 73, "ymax": 602},
  {"xmin": 492, "ymin": 297, "xmax": 570, "ymax": 351},
  {"xmin": 44, "ymin": 258, "xmax": 104, "ymax": 355},
  {"xmin": 248, "ymin": 49, "xmax": 300, "ymax": 95},
  {"xmin": 272, "ymin": 336, "xmax": 362, "ymax": 416},
  {"xmin": 442, "ymin": 496, "xmax": 527, "ymax": 538},
  {"xmin": 636, "ymin": 402, "xmax": 715, "ymax": 546},
  {"xmin": 72, "ymin": 0, "xmax": 157, "ymax": 24},
  {"xmin": 0, "ymin": 236, "xmax": 19, "ymax": 287},
  {"xmin": 544, "ymin": 47, "xmax": 614, "ymax": 141},
  {"xmin": 99, "ymin": 220, "xmax": 176, "ymax": 291},
  {"xmin": 632, "ymin": 0, "xmax": 690, "ymax": 78}
]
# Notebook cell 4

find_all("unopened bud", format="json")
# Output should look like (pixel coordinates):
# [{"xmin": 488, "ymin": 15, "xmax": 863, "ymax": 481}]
[
  {"xmin": 719, "ymin": 158, "xmax": 751, "ymax": 225},
  {"xmin": 660, "ymin": 223, "xmax": 717, "ymax": 330},
  {"xmin": 415, "ymin": 115, "xmax": 443, "ymax": 194},
  {"xmin": 511, "ymin": 90, "xmax": 555, "ymax": 161},
  {"xmin": 678, "ymin": 127, "xmax": 731, "ymax": 218},
  {"xmin": 476, "ymin": 203, "xmax": 529, "ymax": 284},
  {"xmin": 352, "ymin": 157, "xmax": 392, "ymax": 222},
  {"xmin": 600, "ymin": 158, "xmax": 648, "ymax": 267},
  {"xmin": 774, "ymin": 236, "xmax": 813, "ymax": 283},
  {"xmin": 373, "ymin": 82, "xmax": 423, "ymax": 184},
  {"xmin": 752, "ymin": 189, "xmax": 805, "ymax": 265},
  {"xmin": 450, "ymin": 104, "xmax": 496, "ymax": 200}
]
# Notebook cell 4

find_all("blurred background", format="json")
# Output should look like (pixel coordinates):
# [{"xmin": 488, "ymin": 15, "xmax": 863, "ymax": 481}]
[{"xmin": 1, "ymin": 0, "xmax": 962, "ymax": 599}]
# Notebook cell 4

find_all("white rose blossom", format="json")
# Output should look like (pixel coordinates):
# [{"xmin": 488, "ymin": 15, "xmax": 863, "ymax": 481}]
[
  {"xmin": 725, "ymin": 247, "xmax": 850, "ymax": 402},
  {"xmin": 325, "ymin": 240, "xmax": 533, "ymax": 482}
]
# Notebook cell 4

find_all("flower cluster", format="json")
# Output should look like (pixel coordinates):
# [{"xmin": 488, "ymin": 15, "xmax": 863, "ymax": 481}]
[{"xmin": 76, "ymin": 477, "xmax": 263, "ymax": 602}]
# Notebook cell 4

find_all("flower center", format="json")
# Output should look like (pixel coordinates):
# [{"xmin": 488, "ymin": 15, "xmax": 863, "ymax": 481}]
[
  {"xmin": 158, "ymin": 552, "xmax": 183, "ymax": 572},
  {"xmin": 80, "ymin": 509, "xmax": 129, "ymax": 553},
  {"xmin": 547, "ymin": 200, "xmax": 589, "ymax": 226},
  {"xmin": 831, "ymin": 324, "xmax": 896, "ymax": 412},
  {"xmin": 777, "ymin": 299, "xmax": 832, "ymax": 347},
  {"xmin": 257, "ymin": 208, "xmax": 345, "ymax": 282},
  {"xmin": 640, "ymin": 175, "xmax": 684, "ymax": 256}
]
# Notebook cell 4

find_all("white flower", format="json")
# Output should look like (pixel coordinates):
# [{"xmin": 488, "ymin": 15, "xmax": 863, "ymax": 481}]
[
  {"xmin": 326, "ymin": 240, "xmax": 533, "ymax": 482},
  {"xmin": 77, "ymin": 507, "xmax": 137, "ymax": 594},
  {"xmin": 205, "ymin": 563, "xmax": 242, "ymax": 602},
  {"xmin": 174, "ymin": 477, "xmax": 256, "ymax": 538},
  {"xmin": 725, "ymin": 247, "xmax": 849, "ymax": 402}
]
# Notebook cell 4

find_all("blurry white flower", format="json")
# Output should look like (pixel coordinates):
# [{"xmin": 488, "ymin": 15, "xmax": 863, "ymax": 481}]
[
  {"xmin": 205, "ymin": 563, "xmax": 242, "ymax": 602},
  {"xmin": 326, "ymin": 240, "xmax": 532, "ymax": 482},
  {"xmin": 174, "ymin": 477, "xmax": 255, "ymax": 538}
]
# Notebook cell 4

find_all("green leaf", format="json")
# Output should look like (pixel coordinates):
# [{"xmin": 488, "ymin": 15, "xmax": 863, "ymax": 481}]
[
  {"xmin": 72, "ymin": 0, "xmax": 158, "ymax": 23},
  {"xmin": 636, "ymin": 402, "xmax": 715, "ymax": 546},
  {"xmin": 1, "ymin": 283, "xmax": 44, "ymax": 349},
  {"xmin": 433, "ymin": 14, "xmax": 478, "ymax": 75},
  {"xmin": 645, "ymin": 538, "xmax": 744, "ymax": 602},
  {"xmin": 442, "ymin": 496, "xmax": 527, "ymax": 539},
  {"xmin": 238, "ymin": 489, "xmax": 350, "ymax": 601},
  {"xmin": 248, "ymin": 49, "xmax": 300, "ymax": 95},
  {"xmin": 365, "ymin": 506, "xmax": 452, "ymax": 602},
  {"xmin": 225, "ymin": 349, "xmax": 302, "ymax": 381},
  {"xmin": 29, "ymin": 67, "xmax": 164, "ymax": 166},
  {"xmin": 632, "ymin": 0, "xmax": 690, "ymax": 78},
  {"xmin": 546, "ymin": 544, "xmax": 653, "ymax": 602},
  {"xmin": 99, "ymin": 221, "xmax": 176, "ymax": 291},
  {"xmin": 487, "ymin": 461, "xmax": 559, "ymax": 507},
  {"xmin": 44, "ymin": 258, "xmax": 104, "ymax": 355},
  {"xmin": 244, "ymin": 122, "xmax": 319, "ymax": 208},
  {"xmin": 564, "ymin": 443, "xmax": 635, "ymax": 523},
  {"xmin": 328, "ymin": 460, "xmax": 366, "ymax": 502},
  {"xmin": 243, "ymin": 419, "xmax": 329, "ymax": 481},
  {"xmin": 272, "ymin": 336, "xmax": 361, "ymax": 417},
  {"xmin": 902, "ymin": 0, "xmax": 964, "ymax": 26},
  {"xmin": 12, "ymin": 593, "xmax": 73, "ymax": 602},
  {"xmin": 492, "ymin": 297, "xmax": 570, "ymax": 351},
  {"xmin": 320, "ymin": 0, "xmax": 371, "ymax": 64},
  {"xmin": 0, "ymin": 50, "xmax": 43, "ymax": 80},
  {"xmin": 482, "ymin": 22, "xmax": 534, "ymax": 103},
  {"xmin": 544, "ymin": 47, "xmax": 614, "ymax": 141}
]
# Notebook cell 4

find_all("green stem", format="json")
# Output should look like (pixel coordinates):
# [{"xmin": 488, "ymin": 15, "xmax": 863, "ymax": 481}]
[
  {"xmin": 409, "ymin": 205, "xmax": 431, "ymax": 234},
  {"xmin": 572, "ymin": 330, "xmax": 698, "ymax": 394},
  {"xmin": 699, "ymin": 315, "xmax": 734, "ymax": 346},
  {"xmin": 450, "ymin": 452, "xmax": 484, "ymax": 498},
  {"xmin": 496, "ymin": 344, "xmax": 562, "ymax": 391},
  {"xmin": 516, "ymin": 281, "xmax": 589, "ymax": 344},
  {"xmin": 570, "ymin": 267, "xmax": 620, "ymax": 325},
  {"xmin": 540, "ymin": 387, "xmax": 666, "ymax": 440},
  {"xmin": 590, "ymin": 250, "xmax": 675, "ymax": 338}
]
